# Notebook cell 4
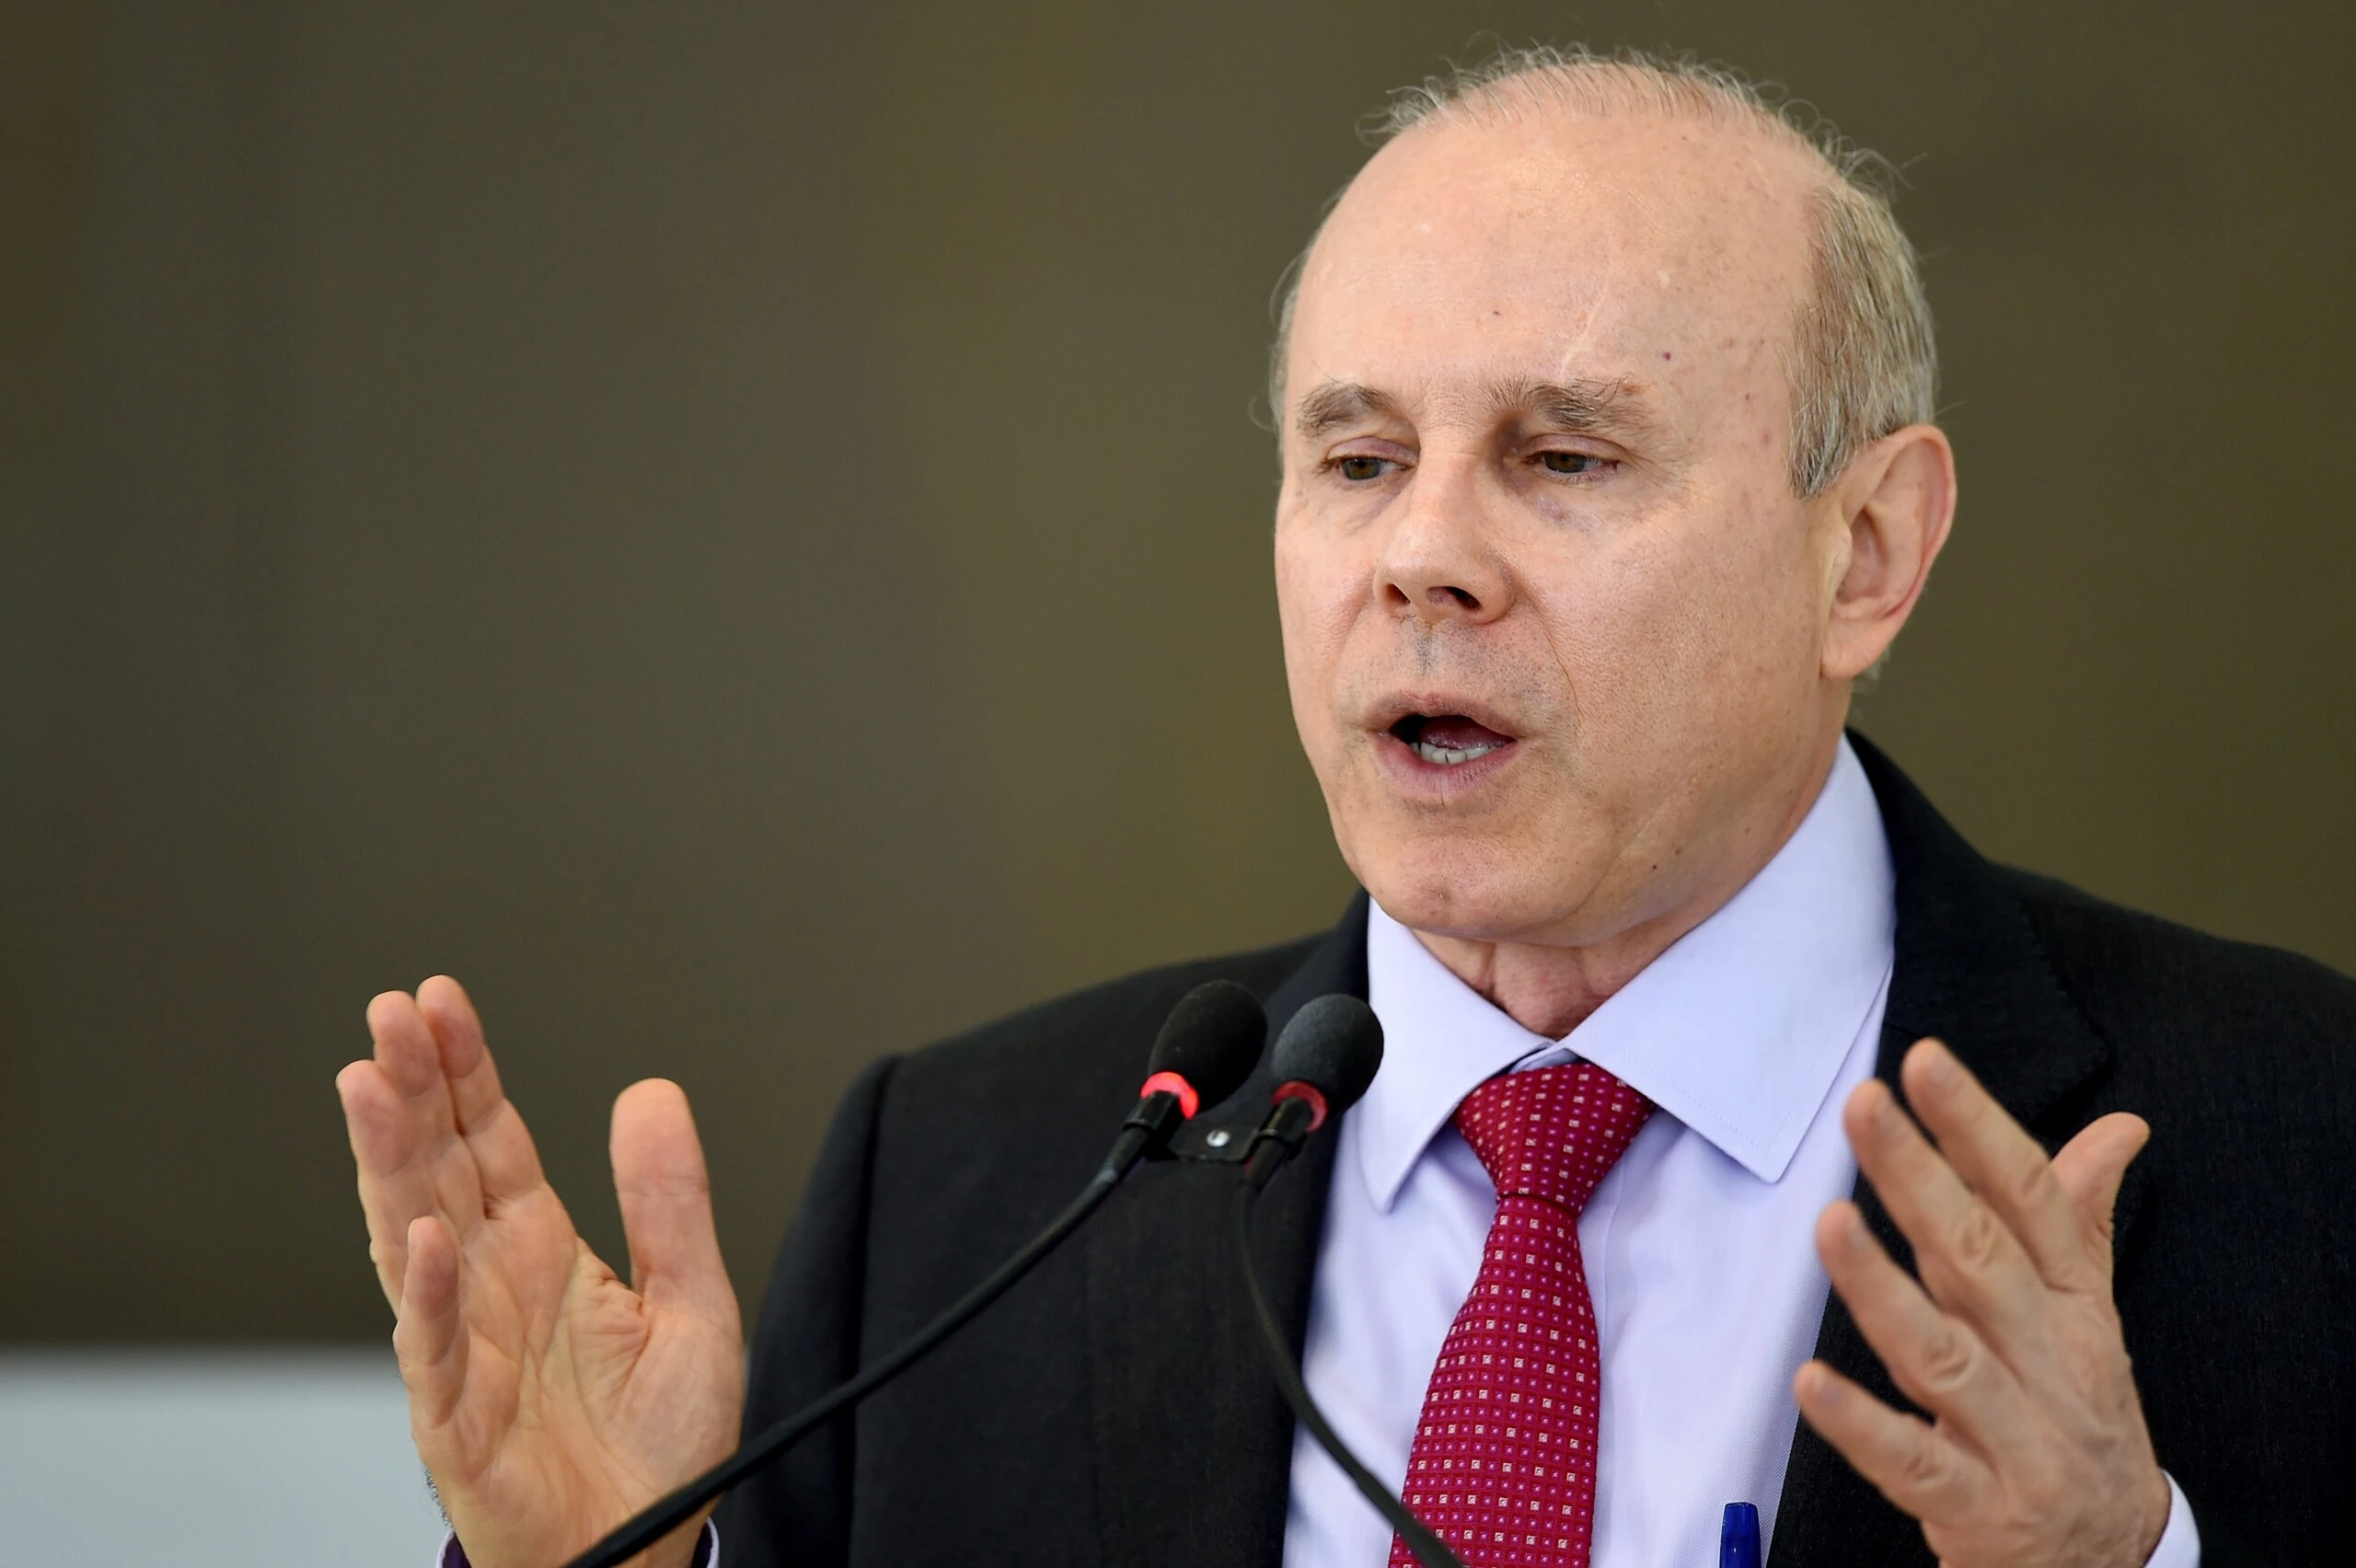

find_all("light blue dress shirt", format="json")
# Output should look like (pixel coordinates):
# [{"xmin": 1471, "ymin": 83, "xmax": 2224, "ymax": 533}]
[{"xmin": 1280, "ymin": 739, "xmax": 2199, "ymax": 1567}]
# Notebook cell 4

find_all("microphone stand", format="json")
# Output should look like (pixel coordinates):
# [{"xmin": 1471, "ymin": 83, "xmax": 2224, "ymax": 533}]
[
  {"xmin": 563, "ymin": 1095, "xmax": 1185, "ymax": 1568},
  {"xmin": 1231, "ymin": 1111, "xmax": 1466, "ymax": 1568}
]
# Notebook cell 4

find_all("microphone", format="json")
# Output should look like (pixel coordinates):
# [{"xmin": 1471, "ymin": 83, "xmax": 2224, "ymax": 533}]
[
  {"xmin": 1113, "ymin": 976, "xmax": 1269, "ymax": 1170},
  {"xmin": 562, "ymin": 978, "xmax": 1266, "ymax": 1568},
  {"xmin": 1239, "ymin": 993, "xmax": 1385, "ymax": 1189},
  {"xmin": 1229, "ymin": 996, "xmax": 1467, "ymax": 1568}
]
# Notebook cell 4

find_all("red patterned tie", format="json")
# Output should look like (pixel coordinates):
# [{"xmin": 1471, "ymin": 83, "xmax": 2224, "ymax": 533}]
[{"xmin": 1389, "ymin": 1063, "xmax": 1654, "ymax": 1568}]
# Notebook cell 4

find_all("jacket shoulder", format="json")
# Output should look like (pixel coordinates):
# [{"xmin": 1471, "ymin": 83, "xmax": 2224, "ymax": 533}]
[
  {"xmin": 862, "ymin": 932, "xmax": 1327, "ymax": 1198},
  {"xmin": 2002, "ymin": 864, "xmax": 2356, "ymax": 1037},
  {"xmin": 1999, "ymin": 865, "xmax": 2356, "ymax": 1133}
]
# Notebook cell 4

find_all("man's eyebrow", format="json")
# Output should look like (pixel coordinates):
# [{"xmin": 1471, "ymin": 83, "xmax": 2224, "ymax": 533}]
[
  {"xmin": 1488, "ymin": 375, "xmax": 1659, "ymax": 438},
  {"xmin": 1293, "ymin": 381, "xmax": 1404, "ymax": 439},
  {"xmin": 1292, "ymin": 375, "xmax": 1661, "ymax": 442}
]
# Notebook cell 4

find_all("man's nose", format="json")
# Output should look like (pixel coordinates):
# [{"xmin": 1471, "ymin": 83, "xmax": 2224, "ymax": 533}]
[{"xmin": 1375, "ymin": 462, "xmax": 1513, "ymax": 627}]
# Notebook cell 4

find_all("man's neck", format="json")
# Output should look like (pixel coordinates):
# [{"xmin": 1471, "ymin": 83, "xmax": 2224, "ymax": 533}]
[{"xmin": 1411, "ymin": 730, "xmax": 1846, "ymax": 1040}]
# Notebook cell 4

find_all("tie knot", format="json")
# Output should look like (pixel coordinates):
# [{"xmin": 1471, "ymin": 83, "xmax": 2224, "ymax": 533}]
[{"xmin": 1452, "ymin": 1062, "xmax": 1653, "ymax": 1213}]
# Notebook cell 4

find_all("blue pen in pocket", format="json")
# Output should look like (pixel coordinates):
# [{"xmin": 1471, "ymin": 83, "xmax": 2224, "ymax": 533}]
[{"xmin": 1719, "ymin": 1501, "xmax": 1761, "ymax": 1568}]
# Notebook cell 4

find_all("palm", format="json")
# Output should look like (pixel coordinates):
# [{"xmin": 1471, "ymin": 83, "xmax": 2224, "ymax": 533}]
[{"xmin": 339, "ymin": 978, "xmax": 743, "ymax": 1568}]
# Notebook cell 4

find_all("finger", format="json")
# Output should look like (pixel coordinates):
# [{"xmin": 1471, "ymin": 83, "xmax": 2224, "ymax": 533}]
[
  {"xmin": 368, "ymin": 987, "xmax": 458, "ymax": 1111},
  {"xmin": 1794, "ymin": 1359, "xmax": 1987, "ymax": 1525},
  {"xmin": 2049, "ymin": 1113, "xmax": 2150, "ymax": 1281},
  {"xmin": 339, "ymin": 1058, "xmax": 425, "ymax": 1309},
  {"xmin": 361, "ymin": 990, "xmax": 474, "ymax": 1212},
  {"xmin": 1843, "ymin": 1077, "xmax": 2044, "ymax": 1345},
  {"xmin": 414, "ymin": 974, "xmax": 547, "ymax": 1204},
  {"xmin": 352, "ymin": 990, "xmax": 490, "ymax": 1275},
  {"xmin": 416, "ymin": 975, "xmax": 500, "ymax": 1131},
  {"xmin": 393, "ymin": 1215, "xmax": 468, "ymax": 1435},
  {"xmin": 612, "ymin": 1079, "xmax": 738, "ymax": 1329},
  {"xmin": 1901, "ymin": 1040, "xmax": 2098, "ymax": 1293},
  {"xmin": 1817, "ymin": 1200, "xmax": 2024, "ymax": 1452}
]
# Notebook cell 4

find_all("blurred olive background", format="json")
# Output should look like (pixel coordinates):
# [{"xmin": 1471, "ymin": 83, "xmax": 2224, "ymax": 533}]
[{"xmin": 3, "ymin": 0, "xmax": 2349, "ymax": 1343}]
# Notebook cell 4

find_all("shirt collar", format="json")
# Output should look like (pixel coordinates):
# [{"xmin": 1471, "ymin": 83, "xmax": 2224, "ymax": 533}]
[{"xmin": 1357, "ymin": 736, "xmax": 1895, "ymax": 1209}]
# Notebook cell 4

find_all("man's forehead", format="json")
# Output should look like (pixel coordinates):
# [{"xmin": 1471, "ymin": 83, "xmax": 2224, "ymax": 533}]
[{"xmin": 1290, "ymin": 110, "xmax": 1819, "ymax": 387}]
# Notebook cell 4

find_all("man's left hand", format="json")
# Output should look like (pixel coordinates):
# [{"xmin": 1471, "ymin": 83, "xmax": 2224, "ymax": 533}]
[{"xmin": 1794, "ymin": 1037, "xmax": 2172, "ymax": 1567}]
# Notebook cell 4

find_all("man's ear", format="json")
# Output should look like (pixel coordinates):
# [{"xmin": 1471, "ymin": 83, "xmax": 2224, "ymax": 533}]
[{"xmin": 1819, "ymin": 423, "xmax": 1957, "ymax": 681}]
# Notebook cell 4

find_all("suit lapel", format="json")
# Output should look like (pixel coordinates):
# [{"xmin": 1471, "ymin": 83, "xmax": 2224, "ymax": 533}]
[
  {"xmin": 1770, "ymin": 735, "xmax": 2119, "ymax": 1566},
  {"xmin": 1087, "ymin": 898, "xmax": 1370, "ymax": 1567}
]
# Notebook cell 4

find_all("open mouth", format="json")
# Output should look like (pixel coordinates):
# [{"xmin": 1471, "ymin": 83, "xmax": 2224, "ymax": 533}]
[{"xmin": 1388, "ymin": 713, "xmax": 1517, "ymax": 767}]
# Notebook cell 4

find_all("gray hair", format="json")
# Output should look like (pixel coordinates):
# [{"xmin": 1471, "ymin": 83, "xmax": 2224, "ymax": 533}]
[{"xmin": 1269, "ymin": 46, "xmax": 1938, "ymax": 498}]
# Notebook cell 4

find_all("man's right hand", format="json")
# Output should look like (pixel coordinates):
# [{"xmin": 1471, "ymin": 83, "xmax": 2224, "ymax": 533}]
[{"xmin": 337, "ymin": 977, "xmax": 745, "ymax": 1568}]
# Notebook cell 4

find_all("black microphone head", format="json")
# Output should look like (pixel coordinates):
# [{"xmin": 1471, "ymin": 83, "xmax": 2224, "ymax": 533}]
[
  {"xmin": 1146, "ymin": 979, "xmax": 1266, "ymax": 1111},
  {"xmin": 1269, "ymin": 994, "xmax": 1384, "ymax": 1116}
]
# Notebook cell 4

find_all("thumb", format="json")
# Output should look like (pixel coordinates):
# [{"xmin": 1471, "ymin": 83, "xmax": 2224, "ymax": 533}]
[
  {"xmin": 2049, "ymin": 1112, "xmax": 2150, "ymax": 1277},
  {"xmin": 611, "ymin": 1078, "xmax": 738, "ymax": 1330}
]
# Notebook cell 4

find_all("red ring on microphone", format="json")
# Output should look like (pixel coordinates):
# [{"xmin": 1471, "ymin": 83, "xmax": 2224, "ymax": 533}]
[
  {"xmin": 1138, "ymin": 1070, "xmax": 1200, "ymax": 1120},
  {"xmin": 1271, "ymin": 1080, "xmax": 1330, "ymax": 1133}
]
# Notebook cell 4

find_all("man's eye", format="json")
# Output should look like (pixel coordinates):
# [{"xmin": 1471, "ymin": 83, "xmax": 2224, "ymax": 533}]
[
  {"xmin": 1336, "ymin": 455, "xmax": 1388, "ymax": 481},
  {"xmin": 1539, "ymin": 451, "xmax": 1604, "ymax": 476}
]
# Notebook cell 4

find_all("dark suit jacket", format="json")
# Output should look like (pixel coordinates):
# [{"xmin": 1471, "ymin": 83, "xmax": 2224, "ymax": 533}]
[{"xmin": 716, "ymin": 736, "xmax": 2356, "ymax": 1565}]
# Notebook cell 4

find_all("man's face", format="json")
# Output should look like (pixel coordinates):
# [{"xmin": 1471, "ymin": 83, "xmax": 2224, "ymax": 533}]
[{"xmin": 1276, "ymin": 111, "xmax": 1852, "ymax": 949}]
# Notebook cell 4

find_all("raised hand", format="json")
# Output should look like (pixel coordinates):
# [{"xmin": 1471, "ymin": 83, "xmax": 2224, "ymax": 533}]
[
  {"xmin": 1796, "ymin": 1038, "xmax": 2172, "ymax": 1568},
  {"xmin": 337, "ymin": 977, "xmax": 745, "ymax": 1568}
]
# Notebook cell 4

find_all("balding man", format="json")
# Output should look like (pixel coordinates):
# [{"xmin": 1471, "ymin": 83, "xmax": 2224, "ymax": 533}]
[{"xmin": 339, "ymin": 48, "xmax": 2354, "ymax": 1568}]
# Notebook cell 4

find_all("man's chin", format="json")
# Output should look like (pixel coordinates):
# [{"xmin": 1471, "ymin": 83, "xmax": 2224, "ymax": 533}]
[{"xmin": 1355, "ymin": 849, "xmax": 1597, "ymax": 948}]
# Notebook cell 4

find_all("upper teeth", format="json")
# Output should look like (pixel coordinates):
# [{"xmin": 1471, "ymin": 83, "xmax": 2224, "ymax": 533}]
[{"xmin": 1413, "ymin": 739, "xmax": 1499, "ymax": 766}]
